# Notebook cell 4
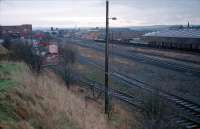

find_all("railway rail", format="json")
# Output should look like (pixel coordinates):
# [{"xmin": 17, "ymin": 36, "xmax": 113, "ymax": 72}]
[
  {"xmin": 42, "ymin": 61, "xmax": 200, "ymax": 129},
  {"xmin": 40, "ymin": 49, "xmax": 200, "ymax": 129},
  {"xmin": 79, "ymin": 76, "xmax": 200, "ymax": 129},
  {"xmin": 73, "ymin": 41, "xmax": 200, "ymax": 77},
  {"xmin": 41, "ymin": 63, "xmax": 144, "ymax": 109},
  {"xmin": 79, "ymin": 57, "xmax": 200, "ymax": 129}
]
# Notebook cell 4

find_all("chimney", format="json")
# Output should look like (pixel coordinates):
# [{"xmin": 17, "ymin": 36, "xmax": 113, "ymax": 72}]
[{"xmin": 187, "ymin": 21, "xmax": 190, "ymax": 28}]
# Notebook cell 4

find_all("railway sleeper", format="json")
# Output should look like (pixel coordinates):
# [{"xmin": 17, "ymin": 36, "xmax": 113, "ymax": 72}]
[
  {"xmin": 183, "ymin": 123, "xmax": 197, "ymax": 129},
  {"xmin": 176, "ymin": 118, "xmax": 199, "ymax": 129},
  {"xmin": 178, "ymin": 109, "xmax": 200, "ymax": 119},
  {"xmin": 183, "ymin": 104, "xmax": 197, "ymax": 107},
  {"xmin": 176, "ymin": 103, "xmax": 200, "ymax": 114},
  {"xmin": 185, "ymin": 124, "xmax": 198, "ymax": 129},
  {"xmin": 179, "ymin": 101, "xmax": 193, "ymax": 105}
]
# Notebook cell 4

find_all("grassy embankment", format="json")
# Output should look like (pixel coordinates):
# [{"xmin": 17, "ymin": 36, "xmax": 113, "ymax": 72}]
[{"xmin": 0, "ymin": 45, "xmax": 137, "ymax": 129}]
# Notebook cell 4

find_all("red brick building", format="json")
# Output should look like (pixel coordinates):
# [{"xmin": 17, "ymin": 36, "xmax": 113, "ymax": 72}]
[{"xmin": 0, "ymin": 24, "xmax": 32, "ymax": 39}]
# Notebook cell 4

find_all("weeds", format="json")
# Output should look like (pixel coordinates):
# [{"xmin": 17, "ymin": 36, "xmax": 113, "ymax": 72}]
[
  {"xmin": 141, "ymin": 92, "xmax": 178, "ymax": 129},
  {"xmin": 0, "ymin": 61, "xmax": 136, "ymax": 129},
  {"xmin": 2, "ymin": 42, "xmax": 41, "ymax": 73},
  {"xmin": 59, "ymin": 44, "xmax": 77, "ymax": 87}
]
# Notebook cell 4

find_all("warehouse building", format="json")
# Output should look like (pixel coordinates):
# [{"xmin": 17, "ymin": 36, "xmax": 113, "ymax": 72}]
[{"xmin": 143, "ymin": 29, "xmax": 200, "ymax": 51}]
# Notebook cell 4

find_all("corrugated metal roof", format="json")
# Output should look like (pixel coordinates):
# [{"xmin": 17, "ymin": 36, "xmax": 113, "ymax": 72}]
[{"xmin": 144, "ymin": 29, "xmax": 200, "ymax": 39}]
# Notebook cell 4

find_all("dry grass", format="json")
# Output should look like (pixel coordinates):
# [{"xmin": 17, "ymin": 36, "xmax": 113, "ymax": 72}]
[
  {"xmin": 0, "ymin": 45, "xmax": 8, "ymax": 55},
  {"xmin": 77, "ymin": 46, "xmax": 104, "ymax": 61},
  {"xmin": 0, "ymin": 45, "xmax": 9, "ymax": 61},
  {"xmin": 0, "ymin": 61, "xmax": 137, "ymax": 129}
]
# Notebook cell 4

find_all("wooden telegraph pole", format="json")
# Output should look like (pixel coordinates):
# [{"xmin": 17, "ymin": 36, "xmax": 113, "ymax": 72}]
[{"xmin": 105, "ymin": 0, "xmax": 109, "ymax": 114}]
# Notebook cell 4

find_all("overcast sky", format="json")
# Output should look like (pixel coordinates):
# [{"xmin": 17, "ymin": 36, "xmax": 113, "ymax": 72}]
[{"xmin": 0, "ymin": 0, "xmax": 200, "ymax": 27}]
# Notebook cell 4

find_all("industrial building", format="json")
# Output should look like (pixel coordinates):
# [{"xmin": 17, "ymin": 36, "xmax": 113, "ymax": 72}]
[{"xmin": 143, "ymin": 29, "xmax": 200, "ymax": 51}]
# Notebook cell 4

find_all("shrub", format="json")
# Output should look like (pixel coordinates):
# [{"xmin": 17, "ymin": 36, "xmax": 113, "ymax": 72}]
[
  {"xmin": 2, "ymin": 38, "xmax": 12, "ymax": 49},
  {"xmin": 141, "ymin": 92, "xmax": 178, "ymax": 129},
  {"xmin": 59, "ymin": 44, "xmax": 77, "ymax": 87},
  {"xmin": 59, "ymin": 44, "xmax": 77, "ymax": 64},
  {"xmin": 8, "ymin": 43, "xmax": 41, "ymax": 71}
]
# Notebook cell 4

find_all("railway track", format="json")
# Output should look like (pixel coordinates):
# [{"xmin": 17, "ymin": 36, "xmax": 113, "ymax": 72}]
[
  {"xmin": 40, "ymin": 52, "xmax": 200, "ymax": 129},
  {"xmin": 43, "ymin": 65, "xmax": 145, "ymax": 108},
  {"xmin": 74, "ymin": 41, "xmax": 200, "ymax": 77},
  {"xmin": 174, "ymin": 116, "xmax": 200, "ymax": 129},
  {"xmin": 77, "ymin": 76, "xmax": 146, "ymax": 110},
  {"xmin": 114, "ymin": 71, "xmax": 200, "ymax": 121},
  {"xmin": 79, "ymin": 76, "xmax": 200, "ymax": 129},
  {"xmin": 79, "ymin": 57, "xmax": 200, "ymax": 129},
  {"xmin": 41, "ymin": 62, "xmax": 145, "ymax": 109}
]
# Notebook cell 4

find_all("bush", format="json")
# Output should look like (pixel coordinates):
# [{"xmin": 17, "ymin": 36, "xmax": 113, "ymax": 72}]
[
  {"xmin": 59, "ymin": 44, "xmax": 77, "ymax": 64},
  {"xmin": 141, "ymin": 92, "xmax": 178, "ymax": 129},
  {"xmin": 2, "ymin": 38, "xmax": 12, "ymax": 49},
  {"xmin": 8, "ymin": 43, "xmax": 41, "ymax": 71},
  {"xmin": 59, "ymin": 44, "xmax": 77, "ymax": 87}
]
